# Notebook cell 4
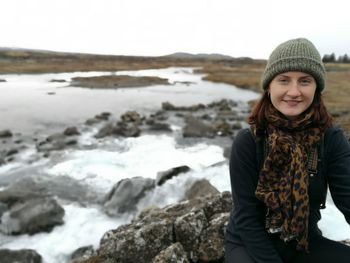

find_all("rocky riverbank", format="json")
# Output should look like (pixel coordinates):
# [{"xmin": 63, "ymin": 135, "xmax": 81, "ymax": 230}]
[{"xmin": 0, "ymin": 98, "xmax": 244, "ymax": 262}]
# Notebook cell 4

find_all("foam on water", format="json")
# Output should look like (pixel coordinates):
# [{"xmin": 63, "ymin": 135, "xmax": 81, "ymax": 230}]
[
  {"xmin": 46, "ymin": 134, "xmax": 226, "ymax": 193},
  {"xmin": 0, "ymin": 204, "xmax": 122, "ymax": 263}
]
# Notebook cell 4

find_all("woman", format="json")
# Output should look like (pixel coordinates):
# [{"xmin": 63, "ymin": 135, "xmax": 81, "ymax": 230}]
[{"xmin": 225, "ymin": 38, "xmax": 350, "ymax": 263}]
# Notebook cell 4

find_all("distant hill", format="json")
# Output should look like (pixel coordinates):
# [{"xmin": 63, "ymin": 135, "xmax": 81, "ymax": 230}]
[{"xmin": 164, "ymin": 52, "xmax": 235, "ymax": 60}]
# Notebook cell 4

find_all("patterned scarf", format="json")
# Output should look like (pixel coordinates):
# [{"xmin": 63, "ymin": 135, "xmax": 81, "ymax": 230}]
[{"xmin": 253, "ymin": 105, "xmax": 322, "ymax": 251}]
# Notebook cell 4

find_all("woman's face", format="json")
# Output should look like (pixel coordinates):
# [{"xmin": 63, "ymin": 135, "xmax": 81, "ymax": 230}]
[{"xmin": 268, "ymin": 71, "xmax": 317, "ymax": 119}]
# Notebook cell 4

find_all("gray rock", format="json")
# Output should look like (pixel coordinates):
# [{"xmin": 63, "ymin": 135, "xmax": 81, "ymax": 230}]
[
  {"xmin": 89, "ymin": 191, "xmax": 233, "ymax": 263},
  {"xmin": 174, "ymin": 210, "xmax": 208, "ymax": 261},
  {"xmin": 36, "ymin": 133, "xmax": 77, "ymax": 152},
  {"xmin": 104, "ymin": 177, "xmax": 155, "ymax": 215},
  {"xmin": 152, "ymin": 242, "xmax": 189, "ymax": 263},
  {"xmin": 112, "ymin": 122, "xmax": 141, "ymax": 137},
  {"xmin": 0, "ymin": 249, "xmax": 42, "ymax": 263},
  {"xmin": 0, "ymin": 130, "xmax": 12, "ymax": 138},
  {"xmin": 182, "ymin": 115, "xmax": 215, "ymax": 138},
  {"xmin": 184, "ymin": 179, "xmax": 220, "ymax": 200},
  {"xmin": 121, "ymin": 111, "xmax": 143, "ymax": 124},
  {"xmin": 0, "ymin": 197, "xmax": 64, "ymax": 235},
  {"xmin": 197, "ymin": 212, "xmax": 229, "ymax": 262},
  {"xmin": 156, "ymin": 166, "xmax": 191, "ymax": 186},
  {"xmin": 98, "ymin": 218, "xmax": 173, "ymax": 263},
  {"xmin": 148, "ymin": 122, "xmax": 172, "ymax": 132},
  {"xmin": 70, "ymin": 245, "xmax": 96, "ymax": 263},
  {"xmin": 63, "ymin": 127, "xmax": 80, "ymax": 136}
]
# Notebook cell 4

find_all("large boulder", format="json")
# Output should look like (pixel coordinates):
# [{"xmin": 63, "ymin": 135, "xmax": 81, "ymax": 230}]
[
  {"xmin": 0, "ymin": 197, "xmax": 64, "ymax": 235},
  {"xmin": 103, "ymin": 177, "xmax": 155, "ymax": 216},
  {"xmin": 98, "ymin": 218, "xmax": 174, "ymax": 263},
  {"xmin": 0, "ymin": 249, "xmax": 42, "ymax": 263}
]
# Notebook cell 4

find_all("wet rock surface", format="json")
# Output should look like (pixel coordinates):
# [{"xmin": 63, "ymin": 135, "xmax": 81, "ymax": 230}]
[
  {"xmin": 0, "ymin": 248, "xmax": 42, "ymax": 263},
  {"xmin": 84, "ymin": 184, "xmax": 233, "ymax": 263}
]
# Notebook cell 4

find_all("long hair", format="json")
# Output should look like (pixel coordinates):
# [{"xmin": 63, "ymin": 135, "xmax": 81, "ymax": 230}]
[{"xmin": 248, "ymin": 90, "xmax": 333, "ymax": 136}]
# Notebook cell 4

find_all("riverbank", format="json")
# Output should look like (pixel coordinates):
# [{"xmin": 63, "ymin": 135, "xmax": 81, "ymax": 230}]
[{"xmin": 1, "ymin": 49, "xmax": 349, "ymax": 135}]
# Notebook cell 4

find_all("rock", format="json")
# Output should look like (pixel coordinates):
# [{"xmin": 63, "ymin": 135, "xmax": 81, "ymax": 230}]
[
  {"xmin": 162, "ymin": 102, "xmax": 205, "ymax": 111},
  {"xmin": 0, "ymin": 79, "xmax": 6, "ymax": 82},
  {"xmin": 212, "ymin": 119, "xmax": 233, "ymax": 136},
  {"xmin": 98, "ymin": 218, "xmax": 174, "ymax": 263},
  {"xmin": 50, "ymin": 79, "xmax": 66, "ymax": 83},
  {"xmin": 148, "ymin": 122, "xmax": 172, "ymax": 132},
  {"xmin": 0, "ymin": 197, "xmax": 65, "ymax": 235},
  {"xmin": 70, "ymin": 245, "xmax": 97, "ymax": 263},
  {"xmin": 196, "ymin": 213, "xmax": 229, "ymax": 261},
  {"xmin": 112, "ymin": 122, "xmax": 141, "ymax": 137},
  {"xmin": 121, "ymin": 111, "xmax": 143, "ymax": 124},
  {"xmin": 85, "ymin": 117, "xmax": 102, "ymax": 126},
  {"xmin": 174, "ymin": 210, "xmax": 208, "ymax": 261},
  {"xmin": 6, "ymin": 148, "xmax": 19, "ymax": 157},
  {"xmin": 182, "ymin": 115, "xmax": 215, "ymax": 138},
  {"xmin": 152, "ymin": 242, "xmax": 189, "ymax": 263},
  {"xmin": 36, "ymin": 133, "xmax": 77, "ymax": 152},
  {"xmin": 184, "ymin": 179, "xmax": 220, "ymax": 200},
  {"xmin": 232, "ymin": 122, "xmax": 243, "ymax": 130},
  {"xmin": 0, "ymin": 249, "xmax": 42, "ymax": 263},
  {"xmin": 87, "ymin": 191, "xmax": 232, "ymax": 263},
  {"xmin": 216, "ymin": 110, "xmax": 238, "ymax": 121},
  {"xmin": 156, "ymin": 166, "xmax": 191, "ymax": 186},
  {"xmin": 104, "ymin": 177, "xmax": 155, "ymax": 215},
  {"xmin": 0, "ymin": 129, "xmax": 12, "ymax": 138},
  {"xmin": 95, "ymin": 112, "xmax": 111, "ymax": 120},
  {"xmin": 64, "ymin": 127, "xmax": 80, "ymax": 136},
  {"xmin": 94, "ymin": 123, "xmax": 114, "ymax": 138}
]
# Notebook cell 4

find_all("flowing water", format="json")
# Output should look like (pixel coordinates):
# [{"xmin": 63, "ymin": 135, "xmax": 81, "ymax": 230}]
[{"xmin": 0, "ymin": 67, "xmax": 348, "ymax": 262}]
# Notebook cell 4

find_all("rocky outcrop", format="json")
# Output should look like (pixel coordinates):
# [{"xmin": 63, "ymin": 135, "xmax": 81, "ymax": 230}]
[
  {"xmin": 84, "ymin": 187, "xmax": 232, "ymax": 263},
  {"xmin": 0, "ymin": 249, "xmax": 42, "ymax": 263}
]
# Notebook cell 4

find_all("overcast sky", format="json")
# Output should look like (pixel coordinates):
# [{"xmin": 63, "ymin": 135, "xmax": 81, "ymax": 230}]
[{"xmin": 1, "ymin": 0, "xmax": 349, "ymax": 59}]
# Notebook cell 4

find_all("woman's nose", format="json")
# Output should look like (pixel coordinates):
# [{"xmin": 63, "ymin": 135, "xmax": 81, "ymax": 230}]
[{"xmin": 286, "ymin": 81, "xmax": 301, "ymax": 96}]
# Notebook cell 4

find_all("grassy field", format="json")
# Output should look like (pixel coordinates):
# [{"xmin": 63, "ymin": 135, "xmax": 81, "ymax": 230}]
[{"xmin": 1, "ymin": 49, "xmax": 349, "ymax": 135}]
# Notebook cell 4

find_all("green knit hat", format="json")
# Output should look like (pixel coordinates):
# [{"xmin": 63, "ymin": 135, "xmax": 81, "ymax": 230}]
[{"xmin": 261, "ymin": 38, "xmax": 326, "ymax": 91}]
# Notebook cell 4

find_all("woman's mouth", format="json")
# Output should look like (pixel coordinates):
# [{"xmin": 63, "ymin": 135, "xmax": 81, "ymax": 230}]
[{"xmin": 284, "ymin": 100, "xmax": 301, "ymax": 107}]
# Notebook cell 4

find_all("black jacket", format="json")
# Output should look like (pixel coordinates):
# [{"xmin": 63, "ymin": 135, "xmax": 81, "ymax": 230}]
[{"xmin": 225, "ymin": 125, "xmax": 350, "ymax": 263}]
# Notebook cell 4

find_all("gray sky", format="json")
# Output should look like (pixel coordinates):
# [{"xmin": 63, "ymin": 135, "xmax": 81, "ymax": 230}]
[{"xmin": 1, "ymin": 0, "xmax": 349, "ymax": 59}]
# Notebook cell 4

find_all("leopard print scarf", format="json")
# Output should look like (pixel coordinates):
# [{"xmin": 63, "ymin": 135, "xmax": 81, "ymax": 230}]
[{"xmin": 253, "ymin": 105, "xmax": 322, "ymax": 251}]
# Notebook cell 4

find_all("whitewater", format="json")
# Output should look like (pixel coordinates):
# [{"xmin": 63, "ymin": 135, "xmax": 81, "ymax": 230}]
[{"xmin": 0, "ymin": 67, "xmax": 348, "ymax": 263}]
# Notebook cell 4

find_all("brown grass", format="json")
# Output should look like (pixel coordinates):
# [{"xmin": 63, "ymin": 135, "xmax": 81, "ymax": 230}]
[{"xmin": 1, "ymin": 49, "xmax": 350, "ymax": 135}]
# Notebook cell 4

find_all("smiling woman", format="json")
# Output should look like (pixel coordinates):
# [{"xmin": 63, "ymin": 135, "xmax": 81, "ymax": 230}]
[
  {"xmin": 268, "ymin": 72, "xmax": 317, "ymax": 119},
  {"xmin": 225, "ymin": 38, "xmax": 350, "ymax": 263}
]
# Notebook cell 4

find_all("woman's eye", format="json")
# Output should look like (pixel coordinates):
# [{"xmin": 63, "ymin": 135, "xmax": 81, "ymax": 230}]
[
  {"xmin": 300, "ymin": 79, "xmax": 312, "ymax": 85},
  {"xmin": 278, "ymin": 79, "xmax": 288, "ymax": 84}
]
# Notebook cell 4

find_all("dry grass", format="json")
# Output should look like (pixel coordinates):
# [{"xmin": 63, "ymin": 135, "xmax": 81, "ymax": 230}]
[{"xmin": 1, "ymin": 49, "xmax": 350, "ymax": 135}]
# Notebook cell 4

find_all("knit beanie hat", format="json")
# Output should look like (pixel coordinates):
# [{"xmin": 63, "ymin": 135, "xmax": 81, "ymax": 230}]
[{"xmin": 261, "ymin": 38, "xmax": 326, "ymax": 91}]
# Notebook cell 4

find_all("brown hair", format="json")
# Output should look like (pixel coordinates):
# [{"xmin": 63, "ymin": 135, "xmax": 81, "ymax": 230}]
[{"xmin": 248, "ymin": 90, "xmax": 333, "ymax": 135}]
